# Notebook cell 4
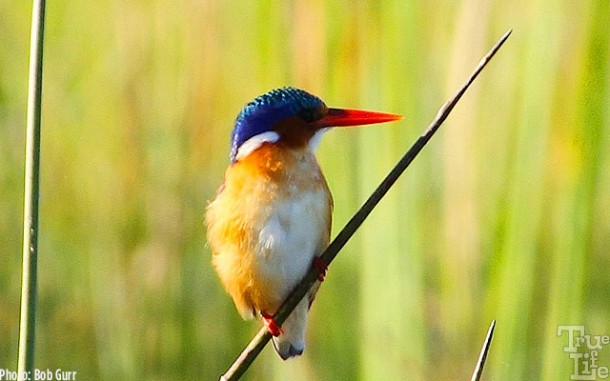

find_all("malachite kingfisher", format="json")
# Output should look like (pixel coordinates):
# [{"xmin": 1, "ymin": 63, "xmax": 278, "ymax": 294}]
[{"xmin": 206, "ymin": 87, "xmax": 401, "ymax": 360}]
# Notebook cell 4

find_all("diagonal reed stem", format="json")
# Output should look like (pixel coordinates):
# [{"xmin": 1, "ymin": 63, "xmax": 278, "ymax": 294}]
[
  {"xmin": 220, "ymin": 29, "xmax": 512, "ymax": 381},
  {"xmin": 18, "ymin": 0, "xmax": 47, "ymax": 379},
  {"xmin": 470, "ymin": 320, "xmax": 497, "ymax": 381}
]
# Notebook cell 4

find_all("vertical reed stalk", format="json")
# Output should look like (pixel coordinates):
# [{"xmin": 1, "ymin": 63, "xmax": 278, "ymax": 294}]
[{"xmin": 18, "ymin": 0, "xmax": 47, "ymax": 379}]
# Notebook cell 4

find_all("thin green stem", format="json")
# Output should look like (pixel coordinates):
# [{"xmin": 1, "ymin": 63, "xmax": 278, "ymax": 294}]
[
  {"xmin": 470, "ymin": 320, "xmax": 496, "ymax": 381},
  {"xmin": 18, "ymin": 0, "xmax": 46, "ymax": 379}
]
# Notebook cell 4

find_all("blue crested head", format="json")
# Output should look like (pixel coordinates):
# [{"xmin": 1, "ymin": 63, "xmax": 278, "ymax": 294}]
[{"xmin": 230, "ymin": 87, "xmax": 326, "ymax": 162}]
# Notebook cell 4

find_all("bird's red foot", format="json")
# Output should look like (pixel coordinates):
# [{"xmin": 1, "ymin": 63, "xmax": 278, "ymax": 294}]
[
  {"xmin": 261, "ymin": 311, "xmax": 283, "ymax": 337},
  {"xmin": 312, "ymin": 256, "xmax": 328, "ymax": 282}
]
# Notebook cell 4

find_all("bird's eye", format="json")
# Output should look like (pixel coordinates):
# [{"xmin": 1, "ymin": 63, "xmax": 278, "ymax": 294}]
[{"xmin": 298, "ymin": 108, "xmax": 320, "ymax": 123}]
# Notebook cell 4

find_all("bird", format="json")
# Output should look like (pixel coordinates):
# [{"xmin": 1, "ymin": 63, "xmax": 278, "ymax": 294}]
[{"xmin": 206, "ymin": 87, "xmax": 400, "ymax": 360}]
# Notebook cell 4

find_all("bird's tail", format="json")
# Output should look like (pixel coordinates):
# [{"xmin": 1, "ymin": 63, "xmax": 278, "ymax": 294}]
[{"xmin": 270, "ymin": 298, "xmax": 310, "ymax": 360}]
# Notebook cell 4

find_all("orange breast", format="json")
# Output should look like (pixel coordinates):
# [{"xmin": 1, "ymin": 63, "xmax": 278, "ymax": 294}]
[{"xmin": 206, "ymin": 143, "xmax": 332, "ymax": 319}]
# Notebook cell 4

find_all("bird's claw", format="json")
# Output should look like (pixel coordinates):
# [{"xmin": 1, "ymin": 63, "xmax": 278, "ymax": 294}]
[
  {"xmin": 261, "ymin": 311, "xmax": 283, "ymax": 336},
  {"xmin": 312, "ymin": 256, "xmax": 328, "ymax": 282}
]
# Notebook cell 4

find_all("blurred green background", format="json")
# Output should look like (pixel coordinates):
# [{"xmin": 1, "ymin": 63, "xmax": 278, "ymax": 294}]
[{"xmin": 1, "ymin": 0, "xmax": 609, "ymax": 380}]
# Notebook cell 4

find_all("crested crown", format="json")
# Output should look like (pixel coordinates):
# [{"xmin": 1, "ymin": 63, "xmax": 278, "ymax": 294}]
[{"xmin": 230, "ymin": 87, "xmax": 325, "ymax": 162}]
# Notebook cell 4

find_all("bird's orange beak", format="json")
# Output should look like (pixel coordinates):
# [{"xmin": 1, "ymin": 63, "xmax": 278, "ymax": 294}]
[{"xmin": 313, "ymin": 108, "xmax": 402, "ymax": 128}]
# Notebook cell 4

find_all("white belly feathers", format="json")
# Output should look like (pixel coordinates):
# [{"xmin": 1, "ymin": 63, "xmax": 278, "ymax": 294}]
[{"xmin": 255, "ymin": 189, "xmax": 329, "ymax": 298}]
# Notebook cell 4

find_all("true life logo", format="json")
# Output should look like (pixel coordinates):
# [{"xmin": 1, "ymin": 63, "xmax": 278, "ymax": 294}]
[{"xmin": 558, "ymin": 326, "xmax": 610, "ymax": 380}]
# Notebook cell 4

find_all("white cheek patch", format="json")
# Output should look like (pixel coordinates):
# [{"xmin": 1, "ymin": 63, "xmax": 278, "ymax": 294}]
[
  {"xmin": 235, "ymin": 131, "xmax": 280, "ymax": 161},
  {"xmin": 307, "ymin": 128, "xmax": 330, "ymax": 153}
]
